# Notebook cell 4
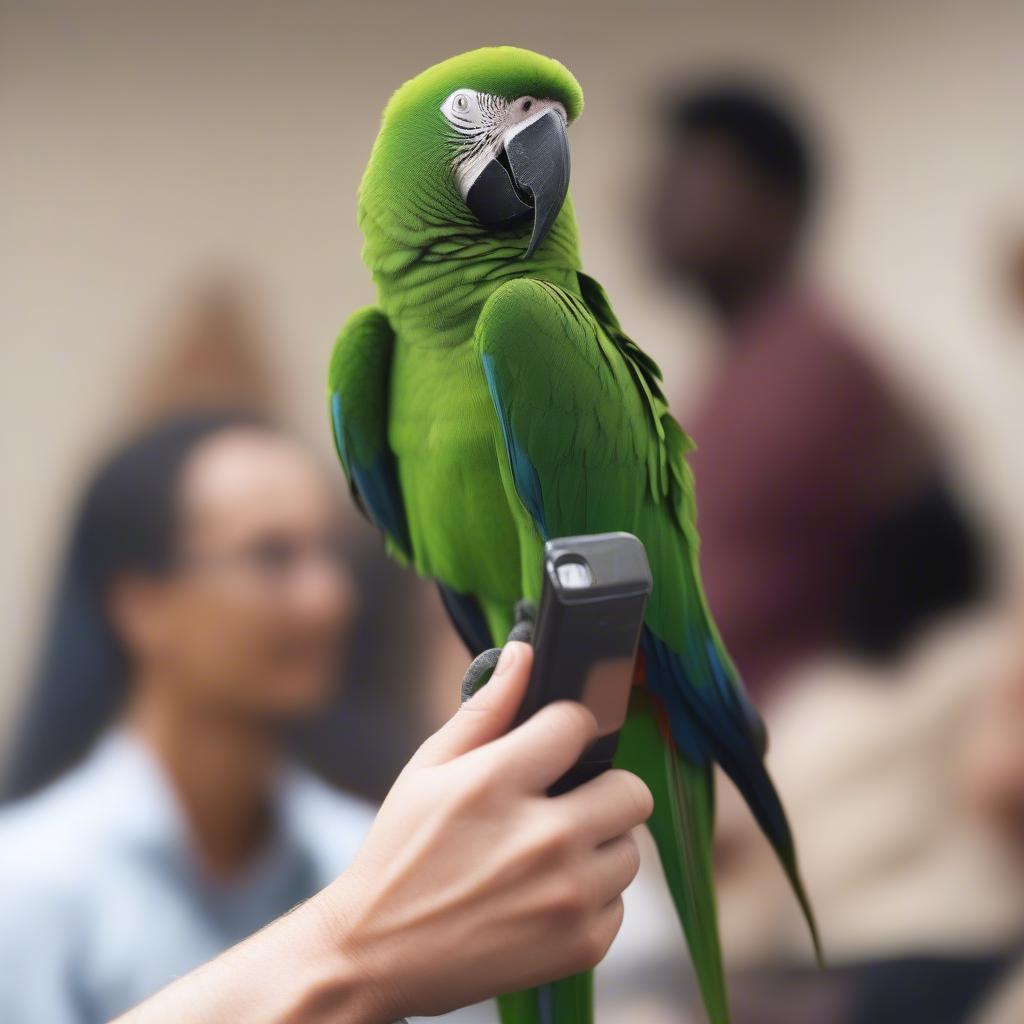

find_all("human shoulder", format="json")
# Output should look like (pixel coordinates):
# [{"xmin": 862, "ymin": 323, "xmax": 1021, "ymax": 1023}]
[
  {"xmin": 0, "ymin": 759, "xmax": 111, "ymax": 886},
  {"xmin": 0, "ymin": 764, "xmax": 117, "ymax": 992},
  {"xmin": 0, "ymin": 732, "xmax": 161, "ymax": 897}
]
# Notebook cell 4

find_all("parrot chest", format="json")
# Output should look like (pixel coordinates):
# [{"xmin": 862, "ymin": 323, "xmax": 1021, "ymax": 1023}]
[{"xmin": 388, "ymin": 338, "xmax": 522, "ymax": 605}]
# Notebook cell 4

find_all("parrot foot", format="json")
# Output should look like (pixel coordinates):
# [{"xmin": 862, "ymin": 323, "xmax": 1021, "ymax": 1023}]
[
  {"xmin": 508, "ymin": 599, "xmax": 536, "ymax": 643},
  {"xmin": 460, "ymin": 647, "xmax": 502, "ymax": 703},
  {"xmin": 458, "ymin": 600, "xmax": 537, "ymax": 704}
]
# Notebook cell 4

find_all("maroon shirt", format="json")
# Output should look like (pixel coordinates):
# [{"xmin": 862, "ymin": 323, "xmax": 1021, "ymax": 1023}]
[{"xmin": 688, "ymin": 289, "xmax": 925, "ymax": 700}]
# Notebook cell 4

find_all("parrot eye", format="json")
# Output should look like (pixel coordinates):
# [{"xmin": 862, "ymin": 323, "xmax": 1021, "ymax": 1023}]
[{"xmin": 441, "ymin": 89, "xmax": 485, "ymax": 131}]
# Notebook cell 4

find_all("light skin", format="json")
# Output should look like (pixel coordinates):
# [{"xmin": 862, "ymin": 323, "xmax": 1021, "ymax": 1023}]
[
  {"xmin": 116, "ymin": 641, "xmax": 654, "ymax": 1023},
  {"xmin": 111, "ymin": 428, "xmax": 355, "ymax": 876}
]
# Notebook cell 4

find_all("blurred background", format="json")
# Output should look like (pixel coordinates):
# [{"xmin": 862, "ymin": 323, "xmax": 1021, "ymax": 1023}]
[{"xmin": 2, "ymin": 1, "xmax": 1024, "ymax": 1022}]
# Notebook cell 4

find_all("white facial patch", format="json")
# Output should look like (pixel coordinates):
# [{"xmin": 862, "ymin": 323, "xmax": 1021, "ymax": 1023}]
[{"xmin": 440, "ymin": 88, "xmax": 568, "ymax": 200}]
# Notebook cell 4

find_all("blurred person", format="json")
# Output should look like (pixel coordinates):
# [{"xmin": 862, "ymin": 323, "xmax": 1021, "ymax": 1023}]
[
  {"xmin": 0, "ymin": 412, "xmax": 378, "ymax": 1022},
  {"xmin": 703, "ymin": 608, "xmax": 1024, "ymax": 1024},
  {"xmin": 648, "ymin": 82, "xmax": 982, "ymax": 700},
  {"xmin": 128, "ymin": 272, "xmax": 427, "ymax": 801},
  {"xmin": 647, "ymin": 80, "xmax": 1004, "ymax": 1024}
]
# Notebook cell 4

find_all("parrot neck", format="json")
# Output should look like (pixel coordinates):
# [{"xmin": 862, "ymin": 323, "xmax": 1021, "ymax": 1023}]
[{"xmin": 363, "ymin": 204, "xmax": 583, "ymax": 346}]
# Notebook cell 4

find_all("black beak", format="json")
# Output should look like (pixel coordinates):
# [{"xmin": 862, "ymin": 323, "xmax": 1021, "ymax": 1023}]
[{"xmin": 465, "ymin": 108, "xmax": 570, "ymax": 259}]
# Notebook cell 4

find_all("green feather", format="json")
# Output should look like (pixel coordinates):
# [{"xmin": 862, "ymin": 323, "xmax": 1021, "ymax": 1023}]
[
  {"xmin": 617, "ymin": 689, "xmax": 728, "ymax": 1023},
  {"xmin": 498, "ymin": 975, "xmax": 593, "ymax": 1024}
]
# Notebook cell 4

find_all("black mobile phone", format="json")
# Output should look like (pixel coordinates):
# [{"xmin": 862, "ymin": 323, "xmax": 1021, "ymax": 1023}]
[{"xmin": 513, "ymin": 532, "xmax": 653, "ymax": 796}]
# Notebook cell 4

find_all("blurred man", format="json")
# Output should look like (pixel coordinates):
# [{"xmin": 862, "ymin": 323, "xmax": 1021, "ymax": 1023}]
[
  {"xmin": 648, "ymin": 82, "xmax": 981, "ymax": 700},
  {"xmin": 0, "ymin": 413, "xmax": 376, "ymax": 1023}
]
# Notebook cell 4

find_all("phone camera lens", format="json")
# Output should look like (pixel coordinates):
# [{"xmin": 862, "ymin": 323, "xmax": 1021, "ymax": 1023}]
[{"xmin": 555, "ymin": 558, "xmax": 593, "ymax": 589}]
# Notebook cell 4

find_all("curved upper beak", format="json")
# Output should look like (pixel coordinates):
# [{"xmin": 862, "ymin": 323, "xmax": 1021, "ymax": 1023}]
[
  {"xmin": 465, "ymin": 107, "xmax": 571, "ymax": 259},
  {"xmin": 505, "ymin": 108, "xmax": 571, "ymax": 258}
]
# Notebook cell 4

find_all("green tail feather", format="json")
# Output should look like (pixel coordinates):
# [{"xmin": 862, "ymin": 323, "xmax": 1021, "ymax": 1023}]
[
  {"xmin": 616, "ymin": 688, "xmax": 729, "ymax": 1024},
  {"xmin": 497, "ymin": 973, "xmax": 593, "ymax": 1024}
]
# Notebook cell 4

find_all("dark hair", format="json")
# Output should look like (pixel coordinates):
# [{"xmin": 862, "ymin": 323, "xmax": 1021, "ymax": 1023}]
[
  {"xmin": 663, "ymin": 81, "xmax": 815, "ymax": 212},
  {"xmin": 2, "ymin": 410, "xmax": 273, "ymax": 802}
]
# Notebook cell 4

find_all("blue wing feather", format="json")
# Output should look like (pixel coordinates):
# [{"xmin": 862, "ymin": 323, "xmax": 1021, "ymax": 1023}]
[
  {"xmin": 328, "ymin": 307, "xmax": 412, "ymax": 562},
  {"xmin": 481, "ymin": 351, "xmax": 549, "ymax": 540},
  {"xmin": 330, "ymin": 391, "xmax": 412, "ymax": 558},
  {"xmin": 437, "ymin": 582, "xmax": 492, "ymax": 655}
]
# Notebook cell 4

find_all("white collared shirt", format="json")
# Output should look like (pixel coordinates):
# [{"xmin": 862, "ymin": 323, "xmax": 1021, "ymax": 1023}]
[{"xmin": 0, "ymin": 729, "xmax": 377, "ymax": 1023}]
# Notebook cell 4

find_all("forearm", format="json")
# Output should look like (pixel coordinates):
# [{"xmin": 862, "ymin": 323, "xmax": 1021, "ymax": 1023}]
[{"xmin": 114, "ymin": 895, "xmax": 384, "ymax": 1024}]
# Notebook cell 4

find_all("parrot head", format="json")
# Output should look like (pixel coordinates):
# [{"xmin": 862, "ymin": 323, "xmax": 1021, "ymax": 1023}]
[{"xmin": 360, "ymin": 47, "xmax": 583, "ymax": 262}]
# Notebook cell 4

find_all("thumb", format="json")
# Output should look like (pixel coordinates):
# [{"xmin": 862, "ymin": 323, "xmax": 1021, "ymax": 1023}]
[{"xmin": 414, "ymin": 642, "xmax": 533, "ymax": 766}]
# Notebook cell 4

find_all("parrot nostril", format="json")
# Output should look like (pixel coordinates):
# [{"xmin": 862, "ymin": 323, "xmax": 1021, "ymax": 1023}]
[{"xmin": 523, "ymin": 99, "xmax": 532, "ymax": 111}]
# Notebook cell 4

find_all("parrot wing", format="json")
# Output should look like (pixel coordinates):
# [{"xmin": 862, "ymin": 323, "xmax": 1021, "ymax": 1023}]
[
  {"xmin": 328, "ymin": 306, "xmax": 412, "ymax": 563},
  {"xmin": 577, "ymin": 270, "xmax": 821, "ymax": 965},
  {"xmin": 475, "ymin": 276, "xmax": 820, "ymax": 1022},
  {"xmin": 576, "ymin": 275, "xmax": 776, "ymax": 759}
]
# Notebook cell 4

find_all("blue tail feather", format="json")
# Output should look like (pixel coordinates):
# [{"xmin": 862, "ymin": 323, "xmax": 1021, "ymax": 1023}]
[{"xmin": 641, "ymin": 626, "xmax": 821, "ymax": 959}]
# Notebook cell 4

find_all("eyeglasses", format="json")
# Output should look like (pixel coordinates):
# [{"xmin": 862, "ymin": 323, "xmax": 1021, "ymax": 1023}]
[{"xmin": 177, "ymin": 535, "xmax": 349, "ymax": 587}]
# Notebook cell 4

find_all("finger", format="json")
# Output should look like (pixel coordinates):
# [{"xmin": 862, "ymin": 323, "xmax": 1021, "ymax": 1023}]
[
  {"xmin": 573, "ymin": 896, "xmax": 624, "ymax": 974},
  {"xmin": 583, "ymin": 831, "xmax": 643, "ymax": 908},
  {"xmin": 478, "ymin": 699, "xmax": 599, "ymax": 793},
  {"xmin": 552, "ymin": 769, "xmax": 654, "ymax": 845},
  {"xmin": 520, "ymin": 894, "xmax": 624, "ymax": 991},
  {"xmin": 413, "ymin": 642, "xmax": 533, "ymax": 766}
]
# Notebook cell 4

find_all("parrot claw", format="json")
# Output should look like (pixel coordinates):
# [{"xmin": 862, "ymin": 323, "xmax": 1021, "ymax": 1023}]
[
  {"xmin": 459, "ymin": 601, "xmax": 537, "ymax": 704},
  {"xmin": 460, "ymin": 647, "xmax": 502, "ymax": 703},
  {"xmin": 508, "ymin": 599, "xmax": 536, "ymax": 643}
]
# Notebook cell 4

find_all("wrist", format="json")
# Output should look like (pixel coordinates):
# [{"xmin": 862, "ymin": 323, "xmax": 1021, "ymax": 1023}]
[
  {"xmin": 272, "ymin": 893, "xmax": 391, "ymax": 1024},
  {"xmin": 293, "ymin": 876, "xmax": 399, "ymax": 1024},
  {"xmin": 113, "ymin": 889, "xmax": 393, "ymax": 1024}
]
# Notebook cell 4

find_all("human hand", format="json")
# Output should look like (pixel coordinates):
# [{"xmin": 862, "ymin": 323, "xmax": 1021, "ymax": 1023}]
[{"xmin": 319, "ymin": 640, "xmax": 653, "ymax": 1021}]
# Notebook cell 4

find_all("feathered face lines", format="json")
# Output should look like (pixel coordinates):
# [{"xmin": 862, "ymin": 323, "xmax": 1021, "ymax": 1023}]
[
  {"xmin": 438, "ymin": 87, "xmax": 571, "ymax": 259},
  {"xmin": 440, "ymin": 89, "xmax": 568, "ymax": 201}
]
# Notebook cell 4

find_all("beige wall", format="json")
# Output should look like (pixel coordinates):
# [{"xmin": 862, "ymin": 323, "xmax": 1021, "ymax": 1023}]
[{"xmin": 2, "ymin": 0, "xmax": 1022, "ymax": 745}]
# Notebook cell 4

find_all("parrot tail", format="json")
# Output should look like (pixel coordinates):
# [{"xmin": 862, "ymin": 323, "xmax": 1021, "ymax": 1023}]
[
  {"xmin": 642, "ymin": 627, "xmax": 824, "ymax": 968},
  {"xmin": 617, "ymin": 687, "xmax": 729, "ymax": 1024},
  {"xmin": 497, "ymin": 973, "xmax": 592, "ymax": 1024}
]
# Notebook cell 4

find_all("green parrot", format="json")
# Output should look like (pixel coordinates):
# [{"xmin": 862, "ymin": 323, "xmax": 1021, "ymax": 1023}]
[{"xmin": 328, "ymin": 46, "xmax": 820, "ymax": 1024}]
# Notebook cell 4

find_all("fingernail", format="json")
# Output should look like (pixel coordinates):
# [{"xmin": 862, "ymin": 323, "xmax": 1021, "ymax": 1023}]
[{"xmin": 493, "ymin": 642, "xmax": 520, "ymax": 678}]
